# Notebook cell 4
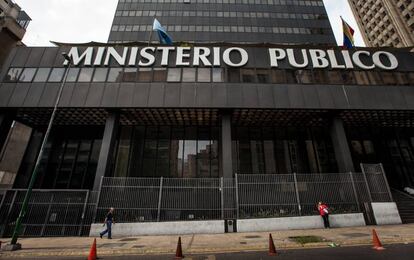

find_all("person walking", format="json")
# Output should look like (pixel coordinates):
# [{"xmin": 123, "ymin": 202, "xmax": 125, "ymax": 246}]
[
  {"xmin": 100, "ymin": 207, "xmax": 115, "ymax": 239},
  {"xmin": 317, "ymin": 202, "xmax": 330, "ymax": 229}
]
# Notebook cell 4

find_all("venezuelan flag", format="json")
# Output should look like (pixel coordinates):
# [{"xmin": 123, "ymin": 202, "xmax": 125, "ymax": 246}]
[{"xmin": 342, "ymin": 17, "xmax": 355, "ymax": 49}]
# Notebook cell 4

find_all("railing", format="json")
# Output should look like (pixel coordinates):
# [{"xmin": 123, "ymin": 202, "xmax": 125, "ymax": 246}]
[
  {"xmin": 0, "ymin": 164, "xmax": 393, "ymax": 237},
  {"xmin": 0, "ymin": 189, "xmax": 97, "ymax": 237}
]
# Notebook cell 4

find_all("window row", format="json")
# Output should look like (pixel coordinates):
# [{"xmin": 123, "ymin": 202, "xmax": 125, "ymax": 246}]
[
  {"xmin": 5, "ymin": 67, "xmax": 414, "ymax": 86},
  {"xmin": 118, "ymin": 0, "xmax": 324, "ymax": 7},
  {"xmin": 4, "ymin": 67, "xmax": 225, "ymax": 83},
  {"xmin": 112, "ymin": 24, "xmax": 324, "ymax": 35},
  {"xmin": 115, "ymin": 10, "xmax": 326, "ymax": 20}
]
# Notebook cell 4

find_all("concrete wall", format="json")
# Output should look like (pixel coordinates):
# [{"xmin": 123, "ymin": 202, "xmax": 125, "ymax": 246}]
[
  {"xmin": 237, "ymin": 214, "xmax": 366, "ymax": 233},
  {"xmin": 90, "ymin": 214, "xmax": 366, "ymax": 237},
  {"xmin": 90, "ymin": 220, "xmax": 224, "ymax": 237},
  {"xmin": 371, "ymin": 202, "xmax": 402, "ymax": 225}
]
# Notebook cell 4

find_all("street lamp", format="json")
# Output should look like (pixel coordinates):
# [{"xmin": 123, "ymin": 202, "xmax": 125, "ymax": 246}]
[{"xmin": 7, "ymin": 52, "xmax": 73, "ymax": 250}]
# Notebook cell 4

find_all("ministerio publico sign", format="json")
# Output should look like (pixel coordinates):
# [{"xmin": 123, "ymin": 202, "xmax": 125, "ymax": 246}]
[{"xmin": 64, "ymin": 46, "xmax": 399, "ymax": 70}]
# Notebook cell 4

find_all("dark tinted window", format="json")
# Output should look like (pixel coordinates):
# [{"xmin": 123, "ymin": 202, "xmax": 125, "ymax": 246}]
[
  {"xmin": 67, "ymin": 68, "xmax": 80, "ymax": 82},
  {"xmin": 153, "ymin": 68, "xmax": 167, "ymax": 82},
  {"xmin": 78, "ymin": 68, "xmax": 94, "ymax": 82},
  {"xmin": 48, "ymin": 68, "xmax": 66, "ymax": 82},
  {"xmin": 123, "ymin": 68, "xmax": 137, "ymax": 82},
  {"xmin": 33, "ymin": 68, "xmax": 51, "ymax": 82},
  {"xmin": 19, "ymin": 68, "xmax": 37, "ymax": 82},
  {"xmin": 138, "ymin": 68, "xmax": 152, "ymax": 82},
  {"xmin": 107, "ymin": 68, "xmax": 123, "ymax": 82}
]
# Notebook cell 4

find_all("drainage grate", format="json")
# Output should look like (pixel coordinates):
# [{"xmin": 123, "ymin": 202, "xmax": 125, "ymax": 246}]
[{"xmin": 244, "ymin": 235, "xmax": 261, "ymax": 239}]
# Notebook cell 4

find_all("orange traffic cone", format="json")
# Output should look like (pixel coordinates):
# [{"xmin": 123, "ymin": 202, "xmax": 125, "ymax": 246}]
[
  {"xmin": 372, "ymin": 229, "xmax": 385, "ymax": 250},
  {"xmin": 175, "ymin": 237, "xmax": 184, "ymax": 259},
  {"xmin": 268, "ymin": 233, "xmax": 277, "ymax": 256},
  {"xmin": 88, "ymin": 238, "xmax": 97, "ymax": 260}
]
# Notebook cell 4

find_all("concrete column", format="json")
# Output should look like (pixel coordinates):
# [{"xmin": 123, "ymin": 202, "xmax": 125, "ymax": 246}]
[
  {"xmin": 93, "ymin": 112, "xmax": 120, "ymax": 190},
  {"xmin": 330, "ymin": 118, "xmax": 355, "ymax": 172},
  {"xmin": 0, "ymin": 114, "xmax": 14, "ymax": 155},
  {"xmin": 221, "ymin": 112, "xmax": 233, "ymax": 179}
]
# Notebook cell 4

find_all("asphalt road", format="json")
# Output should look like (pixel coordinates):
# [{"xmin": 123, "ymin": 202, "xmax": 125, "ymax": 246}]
[{"xmin": 2, "ymin": 243, "xmax": 413, "ymax": 260}]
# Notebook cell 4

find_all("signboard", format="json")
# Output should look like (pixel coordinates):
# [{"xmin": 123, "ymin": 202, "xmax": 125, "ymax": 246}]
[{"xmin": 64, "ymin": 46, "xmax": 399, "ymax": 71}]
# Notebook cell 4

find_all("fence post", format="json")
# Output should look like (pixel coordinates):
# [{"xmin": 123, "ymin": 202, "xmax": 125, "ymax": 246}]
[
  {"xmin": 235, "ymin": 173, "xmax": 239, "ymax": 219},
  {"xmin": 293, "ymin": 172, "xmax": 302, "ymax": 216},
  {"xmin": 157, "ymin": 177, "xmax": 164, "ymax": 222},
  {"xmin": 79, "ymin": 190, "xmax": 90, "ymax": 236},
  {"xmin": 379, "ymin": 163, "xmax": 394, "ymax": 202},
  {"xmin": 360, "ymin": 164, "xmax": 373, "ymax": 203},
  {"xmin": 349, "ymin": 172, "xmax": 361, "ymax": 212},
  {"xmin": 93, "ymin": 176, "xmax": 104, "ymax": 223},
  {"xmin": 220, "ymin": 177, "xmax": 224, "ymax": 220}
]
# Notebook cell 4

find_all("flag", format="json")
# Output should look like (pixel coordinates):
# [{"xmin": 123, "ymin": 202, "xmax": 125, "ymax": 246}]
[
  {"xmin": 152, "ymin": 18, "xmax": 173, "ymax": 45},
  {"xmin": 342, "ymin": 17, "xmax": 355, "ymax": 48}
]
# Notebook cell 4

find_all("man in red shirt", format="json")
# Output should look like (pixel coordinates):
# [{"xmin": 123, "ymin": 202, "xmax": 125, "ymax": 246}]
[{"xmin": 317, "ymin": 202, "xmax": 330, "ymax": 229}]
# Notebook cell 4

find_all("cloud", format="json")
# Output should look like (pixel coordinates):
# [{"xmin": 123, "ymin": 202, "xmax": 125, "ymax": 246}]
[{"xmin": 16, "ymin": 0, "xmax": 365, "ymax": 47}]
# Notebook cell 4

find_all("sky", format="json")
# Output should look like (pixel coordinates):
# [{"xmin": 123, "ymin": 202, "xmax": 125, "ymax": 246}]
[{"xmin": 14, "ymin": 0, "xmax": 365, "ymax": 47}]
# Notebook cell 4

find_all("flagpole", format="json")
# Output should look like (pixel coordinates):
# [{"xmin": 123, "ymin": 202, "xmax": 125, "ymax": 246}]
[{"xmin": 148, "ymin": 17, "xmax": 155, "ymax": 46}]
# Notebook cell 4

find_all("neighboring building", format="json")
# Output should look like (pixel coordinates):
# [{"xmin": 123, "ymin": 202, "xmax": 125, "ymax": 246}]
[
  {"xmin": 348, "ymin": 0, "xmax": 414, "ymax": 47},
  {"xmin": 109, "ymin": 0, "xmax": 336, "ymax": 45},
  {"xmin": 0, "ymin": 0, "xmax": 31, "ymax": 69},
  {"xmin": 0, "ymin": 0, "xmax": 414, "ymax": 238}
]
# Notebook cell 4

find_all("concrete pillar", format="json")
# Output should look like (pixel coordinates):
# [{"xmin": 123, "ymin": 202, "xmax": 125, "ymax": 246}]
[
  {"xmin": 0, "ymin": 114, "xmax": 14, "ymax": 155},
  {"xmin": 93, "ymin": 112, "xmax": 120, "ymax": 190},
  {"xmin": 330, "ymin": 118, "xmax": 355, "ymax": 172},
  {"xmin": 221, "ymin": 112, "xmax": 233, "ymax": 179}
]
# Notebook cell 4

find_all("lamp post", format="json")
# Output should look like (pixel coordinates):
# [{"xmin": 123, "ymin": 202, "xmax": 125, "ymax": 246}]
[{"xmin": 8, "ymin": 53, "xmax": 73, "ymax": 249}]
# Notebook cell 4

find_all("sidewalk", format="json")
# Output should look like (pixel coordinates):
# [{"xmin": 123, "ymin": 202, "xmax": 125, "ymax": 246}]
[{"xmin": 1, "ymin": 224, "xmax": 414, "ymax": 258}]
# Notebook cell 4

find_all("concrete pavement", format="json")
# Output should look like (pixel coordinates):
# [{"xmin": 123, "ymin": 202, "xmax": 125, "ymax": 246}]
[{"xmin": 0, "ymin": 224, "xmax": 414, "ymax": 258}]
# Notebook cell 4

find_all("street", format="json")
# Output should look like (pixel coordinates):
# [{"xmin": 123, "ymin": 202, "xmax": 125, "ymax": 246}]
[{"xmin": 1, "ymin": 243, "xmax": 413, "ymax": 260}]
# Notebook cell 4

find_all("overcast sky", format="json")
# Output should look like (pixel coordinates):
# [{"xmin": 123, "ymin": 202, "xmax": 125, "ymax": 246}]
[{"xmin": 14, "ymin": 0, "xmax": 364, "ymax": 47}]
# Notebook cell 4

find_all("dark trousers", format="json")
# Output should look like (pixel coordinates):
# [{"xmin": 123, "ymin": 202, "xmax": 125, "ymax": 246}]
[
  {"xmin": 100, "ymin": 220, "xmax": 112, "ymax": 238},
  {"xmin": 322, "ymin": 214, "xmax": 330, "ymax": 228}
]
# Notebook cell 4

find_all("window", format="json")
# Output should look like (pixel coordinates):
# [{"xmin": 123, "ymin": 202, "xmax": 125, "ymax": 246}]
[
  {"xmin": 227, "ymin": 68, "xmax": 240, "ymax": 83},
  {"xmin": 212, "ymin": 68, "xmax": 224, "ymax": 82},
  {"xmin": 4, "ymin": 68, "xmax": 22, "ymax": 82},
  {"xmin": 295, "ymin": 70, "xmax": 312, "ymax": 84},
  {"xmin": 78, "ymin": 68, "xmax": 94, "ymax": 82},
  {"xmin": 48, "ymin": 68, "xmax": 66, "ymax": 82},
  {"xmin": 353, "ymin": 71, "xmax": 370, "ymax": 85},
  {"xmin": 167, "ymin": 68, "xmax": 181, "ymax": 82},
  {"xmin": 66, "ymin": 68, "xmax": 80, "ymax": 82},
  {"xmin": 241, "ymin": 69, "xmax": 256, "ymax": 83},
  {"xmin": 107, "ymin": 68, "xmax": 123, "ymax": 82},
  {"xmin": 153, "ymin": 68, "xmax": 167, "ymax": 82},
  {"xmin": 256, "ymin": 69, "xmax": 270, "ymax": 83},
  {"xmin": 92, "ymin": 68, "xmax": 109, "ymax": 82},
  {"xmin": 33, "ymin": 68, "xmax": 51, "ymax": 82},
  {"xmin": 123, "ymin": 68, "xmax": 137, "ymax": 82},
  {"xmin": 197, "ymin": 68, "xmax": 211, "ymax": 82},
  {"xmin": 182, "ymin": 68, "xmax": 196, "ymax": 82},
  {"xmin": 271, "ymin": 70, "xmax": 286, "ymax": 84},
  {"xmin": 19, "ymin": 68, "xmax": 37, "ymax": 82},
  {"xmin": 138, "ymin": 68, "xmax": 152, "ymax": 82}
]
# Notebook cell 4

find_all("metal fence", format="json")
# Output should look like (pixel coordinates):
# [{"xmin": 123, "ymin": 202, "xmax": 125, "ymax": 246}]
[
  {"xmin": 0, "ymin": 189, "xmax": 97, "ymax": 237},
  {"xmin": 0, "ymin": 164, "xmax": 393, "ymax": 237}
]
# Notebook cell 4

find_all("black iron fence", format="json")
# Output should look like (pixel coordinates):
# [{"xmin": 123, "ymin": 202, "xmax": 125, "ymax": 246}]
[
  {"xmin": 0, "ymin": 164, "xmax": 393, "ymax": 237},
  {"xmin": 0, "ymin": 189, "xmax": 97, "ymax": 237}
]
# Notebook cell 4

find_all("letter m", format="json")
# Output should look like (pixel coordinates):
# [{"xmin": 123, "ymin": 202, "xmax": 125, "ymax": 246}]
[{"xmin": 64, "ymin": 47, "xmax": 94, "ymax": 66}]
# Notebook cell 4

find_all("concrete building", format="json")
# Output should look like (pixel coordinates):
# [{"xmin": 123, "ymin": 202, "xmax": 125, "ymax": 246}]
[
  {"xmin": 0, "ymin": 0, "xmax": 413, "ymax": 237},
  {"xmin": 0, "ymin": 0, "xmax": 31, "ymax": 70},
  {"xmin": 348, "ymin": 0, "xmax": 414, "ymax": 47},
  {"xmin": 109, "ymin": 0, "xmax": 335, "ymax": 44}
]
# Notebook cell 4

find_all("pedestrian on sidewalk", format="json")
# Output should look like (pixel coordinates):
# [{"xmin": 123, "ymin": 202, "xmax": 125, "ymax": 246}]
[
  {"xmin": 317, "ymin": 201, "xmax": 330, "ymax": 229},
  {"xmin": 100, "ymin": 207, "xmax": 115, "ymax": 239}
]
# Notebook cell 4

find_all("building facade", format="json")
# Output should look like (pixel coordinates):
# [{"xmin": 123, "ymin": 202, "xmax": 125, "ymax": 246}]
[
  {"xmin": 109, "ymin": 0, "xmax": 335, "ymax": 44},
  {"xmin": 348, "ymin": 0, "xmax": 414, "ymax": 47},
  {"xmin": 0, "ymin": 0, "xmax": 414, "ymax": 237}
]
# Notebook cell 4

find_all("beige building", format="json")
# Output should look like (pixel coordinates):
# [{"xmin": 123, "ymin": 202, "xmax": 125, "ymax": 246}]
[
  {"xmin": 348, "ymin": 0, "xmax": 414, "ymax": 47},
  {"xmin": 0, "ymin": 0, "xmax": 31, "ymax": 69}
]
